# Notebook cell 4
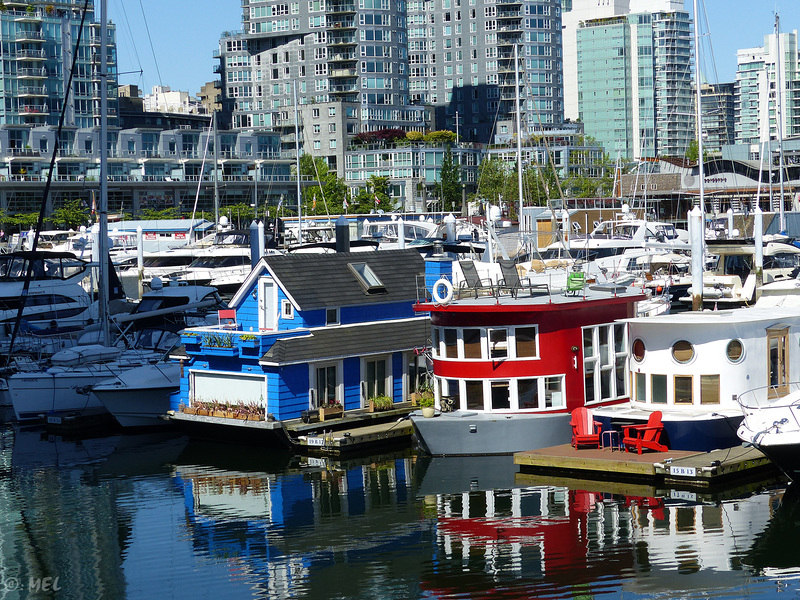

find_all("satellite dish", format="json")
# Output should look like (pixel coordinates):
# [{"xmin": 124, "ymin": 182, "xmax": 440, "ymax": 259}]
[{"xmin": 150, "ymin": 277, "xmax": 163, "ymax": 290}]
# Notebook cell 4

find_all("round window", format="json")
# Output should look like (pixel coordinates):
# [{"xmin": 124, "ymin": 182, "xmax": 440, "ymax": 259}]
[
  {"xmin": 726, "ymin": 339, "xmax": 744, "ymax": 363},
  {"xmin": 632, "ymin": 338, "xmax": 646, "ymax": 362},
  {"xmin": 672, "ymin": 340, "xmax": 694, "ymax": 363}
]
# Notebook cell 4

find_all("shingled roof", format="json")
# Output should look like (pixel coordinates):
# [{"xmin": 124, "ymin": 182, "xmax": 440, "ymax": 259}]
[
  {"xmin": 262, "ymin": 249, "xmax": 425, "ymax": 310},
  {"xmin": 260, "ymin": 317, "xmax": 430, "ymax": 365}
]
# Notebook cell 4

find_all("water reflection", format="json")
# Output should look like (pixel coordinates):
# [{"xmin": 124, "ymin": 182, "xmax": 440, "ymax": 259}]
[{"xmin": 0, "ymin": 425, "xmax": 796, "ymax": 599}]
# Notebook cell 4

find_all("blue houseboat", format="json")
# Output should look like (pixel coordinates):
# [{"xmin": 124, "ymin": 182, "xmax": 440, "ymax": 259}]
[{"xmin": 172, "ymin": 249, "xmax": 430, "ymax": 445}]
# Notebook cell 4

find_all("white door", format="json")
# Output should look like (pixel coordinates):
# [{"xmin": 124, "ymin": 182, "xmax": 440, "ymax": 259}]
[{"xmin": 258, "ymin": 277, "xmax": 276, "ymax": 331}]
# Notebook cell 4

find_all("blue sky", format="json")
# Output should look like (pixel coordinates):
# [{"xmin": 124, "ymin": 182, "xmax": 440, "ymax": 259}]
[{"xmin": 108, "ymin": 0, "xmax": 800, "ymax": 96}]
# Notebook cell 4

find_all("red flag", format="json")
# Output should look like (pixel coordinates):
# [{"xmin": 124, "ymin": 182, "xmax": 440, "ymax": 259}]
[{"xmin": 374, "ymin": 195, "xmax": 380, "ymax": 205}]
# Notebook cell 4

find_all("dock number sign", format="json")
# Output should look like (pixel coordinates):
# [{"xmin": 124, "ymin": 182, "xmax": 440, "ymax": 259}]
[{"xmin": 669, "ymin": 465, "xmax": 697, "ymax": 477}]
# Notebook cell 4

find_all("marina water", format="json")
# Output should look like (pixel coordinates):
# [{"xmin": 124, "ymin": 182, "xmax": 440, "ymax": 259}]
[{"xmin": 1, "ymin": 424, "xmax": 798, "ymax": 599}]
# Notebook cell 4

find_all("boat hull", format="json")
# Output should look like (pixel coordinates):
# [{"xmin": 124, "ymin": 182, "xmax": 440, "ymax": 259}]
[
  {"xmin": 93, "ymin": 363, "xmax": 180, "ymax": 428},
  {"xmin": 594, "ymin": 408, "xmax": 743, "ymax": 452},
  {"xmin": 410, "ymin": 410, "xmax": 571, "ymax": 456},
  {"xmin": 8, "ymin": 370, "xmax": 107, "ymax": 422},
  {"xmin": 750, "ymin": 442, "xmax": 800, "ymax": 482}
]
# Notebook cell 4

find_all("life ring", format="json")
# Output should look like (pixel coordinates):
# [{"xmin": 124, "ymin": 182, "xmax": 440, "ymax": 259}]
[{"xmin": 432, "ymin": 278, "xmax": 453, "ymax": 304}]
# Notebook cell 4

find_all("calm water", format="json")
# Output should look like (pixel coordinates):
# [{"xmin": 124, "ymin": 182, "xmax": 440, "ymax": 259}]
[{"xmin": 1, "ymin": 424, "xmax": 799, "ymax": 600}]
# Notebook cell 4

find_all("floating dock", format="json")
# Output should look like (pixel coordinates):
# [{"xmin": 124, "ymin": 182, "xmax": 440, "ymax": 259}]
[
  {"xmin": 514, "ymin": 443, "xmax": 780, "ymax": 489},
  {"xmin": 169, "ymin": 403, "xmax": 417, "ymax": 456}
]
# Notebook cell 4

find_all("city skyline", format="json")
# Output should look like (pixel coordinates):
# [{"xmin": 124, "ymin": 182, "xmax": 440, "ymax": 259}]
[{"xmin": 110, "ymin": 1, "xmax": 800, "ymax": 98}]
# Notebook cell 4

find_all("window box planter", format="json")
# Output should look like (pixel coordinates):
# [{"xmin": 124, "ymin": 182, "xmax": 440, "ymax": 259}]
[
  {"xmin": 202, "ymin": 346, "xmax": 238, "ymax": 357},
  {"xmin": 318, "ymin": 404, "xmax": 343, "ymax": 421}
]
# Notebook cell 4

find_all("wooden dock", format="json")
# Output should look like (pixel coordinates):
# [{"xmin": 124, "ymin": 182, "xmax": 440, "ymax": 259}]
[
  {"xmin": 169, "ymin": 404, "xmax": 417, "ymax": 456},
  {"xmin": 514, "ymin": 443, "xmax": 780, "ymax": 489}
]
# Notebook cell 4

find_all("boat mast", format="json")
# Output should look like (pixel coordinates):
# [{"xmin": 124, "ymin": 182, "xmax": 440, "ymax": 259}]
[
  {"xmin": 775, "ymin": 13, "xmax": 786, "ymax": 232},
  {"xmin": 514, "ymin": 43, "xmax": 524, "ymax": 239},
  {"xmin": 213, "ymin": 110, "xmax": 220, "ymax": 229},
  {"xmin": 294, "ymin": 81, "xmax": 302, "ymax": 243},
  {"xmin": 99, "ymin": 0, "xmax": 109, "ymax": 346},
  {"xmin": 692, "ymin": 0, "xmax": 705, "ymax": 217}
]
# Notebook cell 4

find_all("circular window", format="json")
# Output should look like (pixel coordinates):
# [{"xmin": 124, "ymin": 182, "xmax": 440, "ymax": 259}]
[
  {"xmin": 726, "ymin": 339, "xmax": 744, "ymax": 363},
  {"xmin": 672, "ymin": 340, "xmax": 694, "ymax": 363},
  {"xmin": 632, "ymin": 339, "xmax": 646, "ymax": 362}
]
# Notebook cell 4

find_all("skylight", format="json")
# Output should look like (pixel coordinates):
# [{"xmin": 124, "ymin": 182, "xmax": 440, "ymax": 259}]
[{"xmin": 348, "ymin": 262, "xmax": 386, "ymax": 294}]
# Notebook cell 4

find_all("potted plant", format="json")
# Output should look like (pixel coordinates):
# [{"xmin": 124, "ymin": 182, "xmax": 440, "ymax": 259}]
[
  {"xmin": 419, "ymin": 395, "xmax": 435, "ymax": 418},
  {"xmin": 369, "ymin": 394, "xmax": 394, "ymax": 412}
]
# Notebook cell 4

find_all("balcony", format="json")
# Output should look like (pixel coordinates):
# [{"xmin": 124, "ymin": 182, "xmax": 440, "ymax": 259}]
[
  {"xmin": 16, "ymin": 67, "xmax": 47, "ymax": 78},
  {"xmin": 328, "ymin": 52, "xmax": 357, "ymax": 63},
  {"xmin": 17, "ymin": 86, "xmax": 47, "ymax": 97},
  {"xmin": 326, "ymin": 1, "xmax": 356, "ymax": 14},
  {"xmin": 14, "ymin": 30, "xmax": 44, "ymax": 43},
  {"xmin": 327, "ymin": 19, "xmax": 356, "ymax": 31},
  {"xmin": 14, "ymin": 49, "xmax": 46, "ymax": 60},
  {"xmin": 20, "ymin": 104, "xmax": 49, "ymax": 115},
  {"xmin": 328, "ymin": 35, "xmax": 357, "ymax": 46},
  {"xmin": 329, "ymin": 68, "xmax": 357, "ymax": 78}
]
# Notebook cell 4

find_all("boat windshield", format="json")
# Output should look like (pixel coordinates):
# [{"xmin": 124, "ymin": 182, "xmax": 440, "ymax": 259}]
[
  {"xmin": 0, "ymin": 254, "xmax": 87, "ymax": 280},
  {"xmin": 188, "ymin": 255, "xmax": 247, "ymax": 268},
  {"xmin": 134, "ymin": 328, "xmax": 181, "ymax": 352}
]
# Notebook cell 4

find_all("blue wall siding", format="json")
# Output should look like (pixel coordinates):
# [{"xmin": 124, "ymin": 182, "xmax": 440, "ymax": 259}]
[
  {"xmin": 342, "ymin": 357, "xmax": 362, "ymax": 409},
  {"xmin": 340, "ymin": 301, "xmax": 415, "ymax": 325},
  {"xmin": 277, "ymin": 288, "xmax": 311, "ymax": 330},
  {"xmin": 236, "ymin": 288, "xmax": 260, "ymax": 330},
  {"xmin": 392, "ymin": 352, "xmax": 404, "ymax": 401},
  {"xmin": 279, "ymin": 363, "xmax": 310, "ymax": 419}
]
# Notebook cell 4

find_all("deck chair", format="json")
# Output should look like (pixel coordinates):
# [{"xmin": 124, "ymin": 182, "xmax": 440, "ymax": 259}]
[
  {"xmin": 457, "ymin": 260, "xmax": 496, "ymax": 298},
  {"xmin": 497, "ymin": 259, "xmax": 548, "ymax": 298},
  {"xmin": 622, "ymin": 411, "xmax": 668, "ymax": 454},
  {"xmin": 565, "ymin": 271, "xmax": 586, "ymax": 296},
  {"xmin": 570, "ymin": 406, "xmax": 602, "ymax": 449}
]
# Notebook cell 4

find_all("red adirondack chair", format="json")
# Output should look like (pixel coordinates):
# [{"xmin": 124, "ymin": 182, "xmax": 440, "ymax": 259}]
[
  {"xmin": 570, "ymin": 406, "xmax": 602, "ymax": 449},
  {"xmin": 622, "ymin": 411, "xmax": 668, "ymax": 454}
]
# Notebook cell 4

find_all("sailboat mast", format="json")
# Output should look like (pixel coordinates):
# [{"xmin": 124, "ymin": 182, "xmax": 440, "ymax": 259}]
[
  {"xmin": 692, "ymin": 0, "xmax": 705, "ymax": 217},
  {"xmin": 775, "ymin": 13, "xmax": 786, "ymax": 232},
  {"xmin": 213, "ymin": 110, "xmax": 220, "ymax": 228},
  {"xmin": 294, "ymin": 81, "xmax": 302, "ymax": 242},
  {"xmin": 514, "ymin": 44, "xmax": 524, "ymax": 236},
  {"xmin": 99, "ymin": 0, "xmax": 109, "ymax": 346}
]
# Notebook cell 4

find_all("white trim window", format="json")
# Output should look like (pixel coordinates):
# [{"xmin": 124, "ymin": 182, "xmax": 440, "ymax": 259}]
[
  {"xmin": 311, "ymin": 361, "xmax": 341, "ymax": 409},
  {"xmin": 451, "ymin": 375, "xmax": 565, "ymax": 412},
  {"xmin": 583, "ymin": 323, "xmax": 627, "ymax": 404}
]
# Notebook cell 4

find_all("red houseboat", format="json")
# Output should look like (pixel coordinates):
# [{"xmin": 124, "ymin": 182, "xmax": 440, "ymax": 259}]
[{"xmin": 411, "ymin": 262, "xmax": 645, "ymax": 455}]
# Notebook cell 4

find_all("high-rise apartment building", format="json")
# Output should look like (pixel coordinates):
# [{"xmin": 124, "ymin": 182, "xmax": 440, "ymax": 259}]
[
  {"xmin": 219, "ymin": 1, "xmax": 564, "ymax": 156},
  {"xmin": 736, "ymin": 30, "xmax": 800, "ymax": 146},
  {"xmin": 407, "ymin": 0, "xmax": 564, "ymax": 143},
  {"xmin": 0, "ymin": 0, "xmax": 119, "ymax": 131},
  {"xmin": 700, "ymin": 82, "xmax": 735, "ymax": 154},
  {"xmin": 576, "ymin": 9, "xmax": 693, "ymax": 161},
  {"xmin": 218, "ymin": 1, "xmax": 427, "ymax": 170}
]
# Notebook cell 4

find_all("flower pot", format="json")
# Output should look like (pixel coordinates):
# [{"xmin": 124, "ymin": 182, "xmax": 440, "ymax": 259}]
[
  {"xmin": 421, "ymin": 407, "xmax": 435, "ymax": 418},
  {"xmin": 182, "ymin": 406, "xmax": 197, "ymax": 415}
]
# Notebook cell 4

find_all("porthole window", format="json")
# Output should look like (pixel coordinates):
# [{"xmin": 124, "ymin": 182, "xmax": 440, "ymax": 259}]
[
  {"xmin": 672, "ymin": 340, "xmax": 694, "ymax": 364},
  {"xmin": 726, "ymin": 339, "xmax": 744, "ymax": 363},
  {"xmin": 632, "ymin": 338, "xmax": 646, "ymax": 362}
]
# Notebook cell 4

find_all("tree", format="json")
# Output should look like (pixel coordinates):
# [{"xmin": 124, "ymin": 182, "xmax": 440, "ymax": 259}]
[
  {"xmin": 297, "ymin": 154, "xmax": 348, "ymax": 215},
  {"xmin": 350, "ymin": 175, "xmax": 392, "ymax": 213},
  {"xmin": 439, "ymin": 145, "xmax": 462, "ymax": 213},
  {"xmin": 139, "ymin": 207, "xmax": 181, "ymax": 220},
  {"xmin": 50, "ymin": 198, "xmax": 89, "ymax": 230},
  {"xmin": 476, "ymin": 158, "xmax": 507, "ymax": 208}
]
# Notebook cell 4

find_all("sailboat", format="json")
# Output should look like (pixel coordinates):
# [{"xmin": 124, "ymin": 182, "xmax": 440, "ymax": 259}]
[{"xmin": 5, "ymin": 1, "xmax": 182, "ymax": 426}]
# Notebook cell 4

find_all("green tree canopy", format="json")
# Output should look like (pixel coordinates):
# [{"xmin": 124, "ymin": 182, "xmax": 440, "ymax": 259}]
[{"xmin": 50, "ymin": 198, "xmax": 89, "ymax": 230}]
